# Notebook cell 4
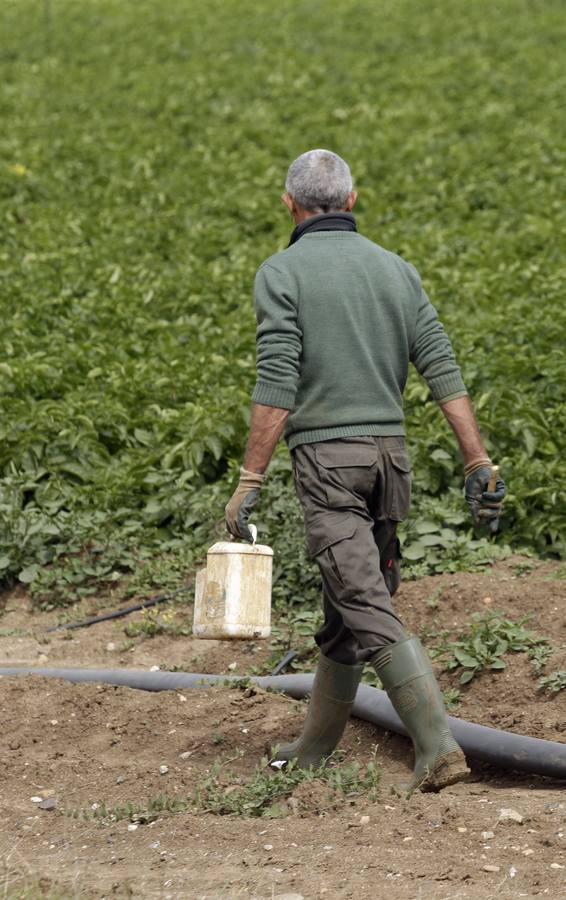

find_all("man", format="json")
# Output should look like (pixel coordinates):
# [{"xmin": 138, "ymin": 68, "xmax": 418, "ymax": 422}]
[{"xmin": 225, "ymin": 149, "xmax": 506, "ymax": 795}]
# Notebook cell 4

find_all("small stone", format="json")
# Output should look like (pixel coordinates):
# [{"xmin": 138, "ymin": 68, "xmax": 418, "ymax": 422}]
[
  {"xmin": 482, "ymin": 831, "xmax": 495, "ymax": 840},
  {"xmin": 384, "ymin": 805, "xmax": 395, "ymax": 811},
  {"xmin": 458, "ymin": 827, "xmax": 468, "ymax": 833},
  {"xmin": 179, "ymin": 751, "xmax": 192, "ymax": 760},
  {"xmin": 499, "ymin": 808, "xmax": 524, "ymax": 825},
  {"xmin": 263, "ymin": 844, "xmax": 273, "ymax": 851},
  {"xmin": 50, "ymin": 719, "xmax": 58, "ymax": 726},
  {"xmin": 274, "ymin": 895, "xmax": 304, "ymax": 900},
  {"xmin": 116, "ymin": 775, "xmax": 125, "ymax": 784},
  {"xmin": 483, "ymin": 865, "xmax": 500, "ymax": 873},
  {"xmin": 323, "ymin": 845, "xmax": 333, "ymax": 850},
  {"xmin": 30, "ymin": 796, "xmax": 43, "ymax": 803},
  {"xmin": 150, "ymin": 841, "xmax": 160, "ymax": 849},
  {"xmin": 482, "ymin": 596, "xmax": 493, "ymax": 605},
  {"xmin": 38, "ymin": 797, "xmax": 57, "ymax": 811},
  {"xmin": 523, "ymin": 849, "xmax": 534, "ymax": 856},
  {"xmin": 550, "ymin": 863, "xmax": 565, "ymax": 869},
  {"xmin": 159, "ymin": 765, "xmax": 168, "ymax": 775},
  {"xmin": 178, "ymin": 694, "xmax": 187, "ymax": 703},
  {"xmin": 359, "ymin": 815, "xmax": 370, "ymax": 825},
  {"xmin": 509, "ymin": 867, "xmax": 518, "ymax": 878},
  {"xmin": 106, "ymin": 642, "xmax": 116, "ymax": 651},
  {"xmin": 149, "ymin": 665, "xmax": 160, "ymax": 672},
  {"xmin": 37, "ymin": 654, "xmax": 49, "ymax": 664},
  {"xmin": 127, "ymin": 823, "xmax": 138, "ymax": 832},
  {"xmin": 38, "ymin": 789, "xmax": 55, "ymax": 799},
  {"xmin": 228, "ymin": 662, "xmax": 238, "ymax": 671}
]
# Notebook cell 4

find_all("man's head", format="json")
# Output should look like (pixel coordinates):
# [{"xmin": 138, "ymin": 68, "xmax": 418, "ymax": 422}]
[{"xmin": 282, "ymin": 149, "xmax": 357, "ymax": 223}]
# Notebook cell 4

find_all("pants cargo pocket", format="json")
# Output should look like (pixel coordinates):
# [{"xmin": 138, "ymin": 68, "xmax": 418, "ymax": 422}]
[
  {"xmin": 308, "ymin": 513, "xmax": 363, "ymax": 615},
  {"xmin": 314, "ymin": 440, "xmax": 378, "ymax": 508},
  {"xmin": 306, "ymin": 512, "xmax": 357, "ymax": 561},
  {"xmin": 386, "ymin": 449, "xmax": 412, "ymax": 522}
]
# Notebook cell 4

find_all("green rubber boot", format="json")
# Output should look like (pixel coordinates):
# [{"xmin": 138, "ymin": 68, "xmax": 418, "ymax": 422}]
[
  {"xmin": 372, "ymin": 636, "xmax": 470, "ymax": 796},
  {"xmin": 271, "ymin": 654, "xmax": 364, "ymax": 768}
]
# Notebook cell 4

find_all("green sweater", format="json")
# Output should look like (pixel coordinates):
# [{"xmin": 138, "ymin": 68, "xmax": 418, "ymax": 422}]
[{"xmin": 252, "ymin": 228, "xmax": 467, "ymax": 450}]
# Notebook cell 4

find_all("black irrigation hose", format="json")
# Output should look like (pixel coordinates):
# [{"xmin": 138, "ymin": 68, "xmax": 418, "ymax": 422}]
[
  {"xmin": 45, "ymin": 587, "xmax": 193, "ymax": 633},
  {"xmin": 269, "ymin": 650, "xmax": 298, "ymax": 676},
  {"xmin": 1, "ymin": 667, "xmax": 565, "ymax": 780}
]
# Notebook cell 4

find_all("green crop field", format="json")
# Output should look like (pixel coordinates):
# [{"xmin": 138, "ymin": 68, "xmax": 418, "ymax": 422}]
[{"xmin": 1, "ymin": 0, "xmax": 564, "ymax": 609}]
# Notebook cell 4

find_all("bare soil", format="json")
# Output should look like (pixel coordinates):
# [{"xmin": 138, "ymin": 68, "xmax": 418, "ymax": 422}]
[{"xmin": 1, "ymin": 556, "xmax": 565, "ymax": 899}]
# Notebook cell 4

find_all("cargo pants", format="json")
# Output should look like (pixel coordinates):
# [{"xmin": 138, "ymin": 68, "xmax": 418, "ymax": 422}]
[{"xmin": 291, "ymin": 436, "xmax": 411, "ymax": 665}]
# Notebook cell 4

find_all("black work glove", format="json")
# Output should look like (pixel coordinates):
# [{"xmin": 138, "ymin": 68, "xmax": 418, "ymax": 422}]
[
  {"xmin": 464, "ymin": 461, "xmax": 506, "ymax": 533},
  {"xmin": 225, "ymin": 467, "xmax": 265, "ymax": 542}
]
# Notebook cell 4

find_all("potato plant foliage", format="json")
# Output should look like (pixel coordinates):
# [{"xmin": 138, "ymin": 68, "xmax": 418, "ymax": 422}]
[{"xmin": 0, "ymin": 0, "xmax": 564, "ymax": 605}]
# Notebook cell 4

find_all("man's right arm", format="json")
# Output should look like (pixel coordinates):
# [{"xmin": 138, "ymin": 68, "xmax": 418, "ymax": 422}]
[
  {"xmin": 439, "ymin": 395, "xmax": 506, "ymax": 530},
  {"xmin": 409, "ymin": 279, "xmax": 506, "ymax": 528},
  {"xmin": 409, "ymin": 281, "xmax": 468, "ymax": 405},
  {"xmin": 439, "ymin": 395, "xmax": 490, "ymax": 469}
]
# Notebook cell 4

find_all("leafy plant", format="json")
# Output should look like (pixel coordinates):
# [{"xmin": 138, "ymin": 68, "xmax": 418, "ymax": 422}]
[
  {"xmin": 546, "ymin": 565, "xmax": 566, "ymax": 581},
  {"xmin": 538, "ymin": 671, "xmax": 566, "ymax": 695},
  {"xmin": 123, "ymin": 607, "xmax": 191, "ymax": 639},
  {"xmin": 510, "ymin": 559, "xmax": 538, "ymax": 577},
  {"xmin": 529, "ymin": 643, "xmax": 554, "ymax": 674},
  {"xmin": 424, "ymin": 587, "xmax": 444, "ymax": 610},
  {"xmin": 193, "ymin": 754, "xmax": 380, "ymax": 817},
  {"xmin": 443, "ymin": 688, "xmax": 462, "ymax": 711},
  {"xmin": 433, "ymin": 611, "xmax": 551, "ymax": 684},
  {"xmin": 67, "ymin": 794, "xmax": 188, "ymax": 824},
  {"xmin": 71, "ymin": 754, "xmax": 380, "ymax": 824}
]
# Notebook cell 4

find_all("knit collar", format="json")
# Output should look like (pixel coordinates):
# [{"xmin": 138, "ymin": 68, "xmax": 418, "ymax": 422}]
[{"xmin": 288, "ymin": 212, "xmax": 357, "ymax": 246}]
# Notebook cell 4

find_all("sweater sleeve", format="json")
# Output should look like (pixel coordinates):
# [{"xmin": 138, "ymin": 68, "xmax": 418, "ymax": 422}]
[
  {"xmin": 410, "ymin": 283, "xmax": 468, "ymax": 403},
  {"xmin": 251, "ymin": 263, "xmax": 302, "ymax": 410}
]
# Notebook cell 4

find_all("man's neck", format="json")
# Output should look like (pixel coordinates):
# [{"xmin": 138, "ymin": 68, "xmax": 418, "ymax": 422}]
[{"xmin": 288, "ymin": 211, "xmax": 357, "ymax": 246}]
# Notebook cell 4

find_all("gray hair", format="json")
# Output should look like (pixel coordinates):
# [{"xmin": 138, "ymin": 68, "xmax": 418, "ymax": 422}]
[{"xmin": 285, "ymin": 149, "xmax": 353, "ymax": 213}]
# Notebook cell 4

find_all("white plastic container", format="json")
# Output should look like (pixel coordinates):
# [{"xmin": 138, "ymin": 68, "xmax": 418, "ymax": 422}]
[{"xmin": 193, "ymin": 539, "xmax": 273, "ymax": 640}]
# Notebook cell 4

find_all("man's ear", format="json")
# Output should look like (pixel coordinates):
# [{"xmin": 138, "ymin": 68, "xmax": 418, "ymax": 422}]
[
  {"xmin": 281, "ymin": 192, "xmax": 295, "ymax": 215},
  {"xmin": 344, "ymin": 191, "xmax": 358, "ymax": 211}
]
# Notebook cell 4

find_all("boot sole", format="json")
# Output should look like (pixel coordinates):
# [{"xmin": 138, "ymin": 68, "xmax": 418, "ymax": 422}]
[
  {"xmin": 392, "ymin": 750, "xmax": 471, "ymax": 797},
  {"xmin": 419, "ymin": 749, "xmax": 471, "ymax": 792}
]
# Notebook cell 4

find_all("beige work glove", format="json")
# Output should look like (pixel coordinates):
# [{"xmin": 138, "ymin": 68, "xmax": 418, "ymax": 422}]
[{"xmin": 225, "ymin": 467, "xmax": 266, "ymax": 542}]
